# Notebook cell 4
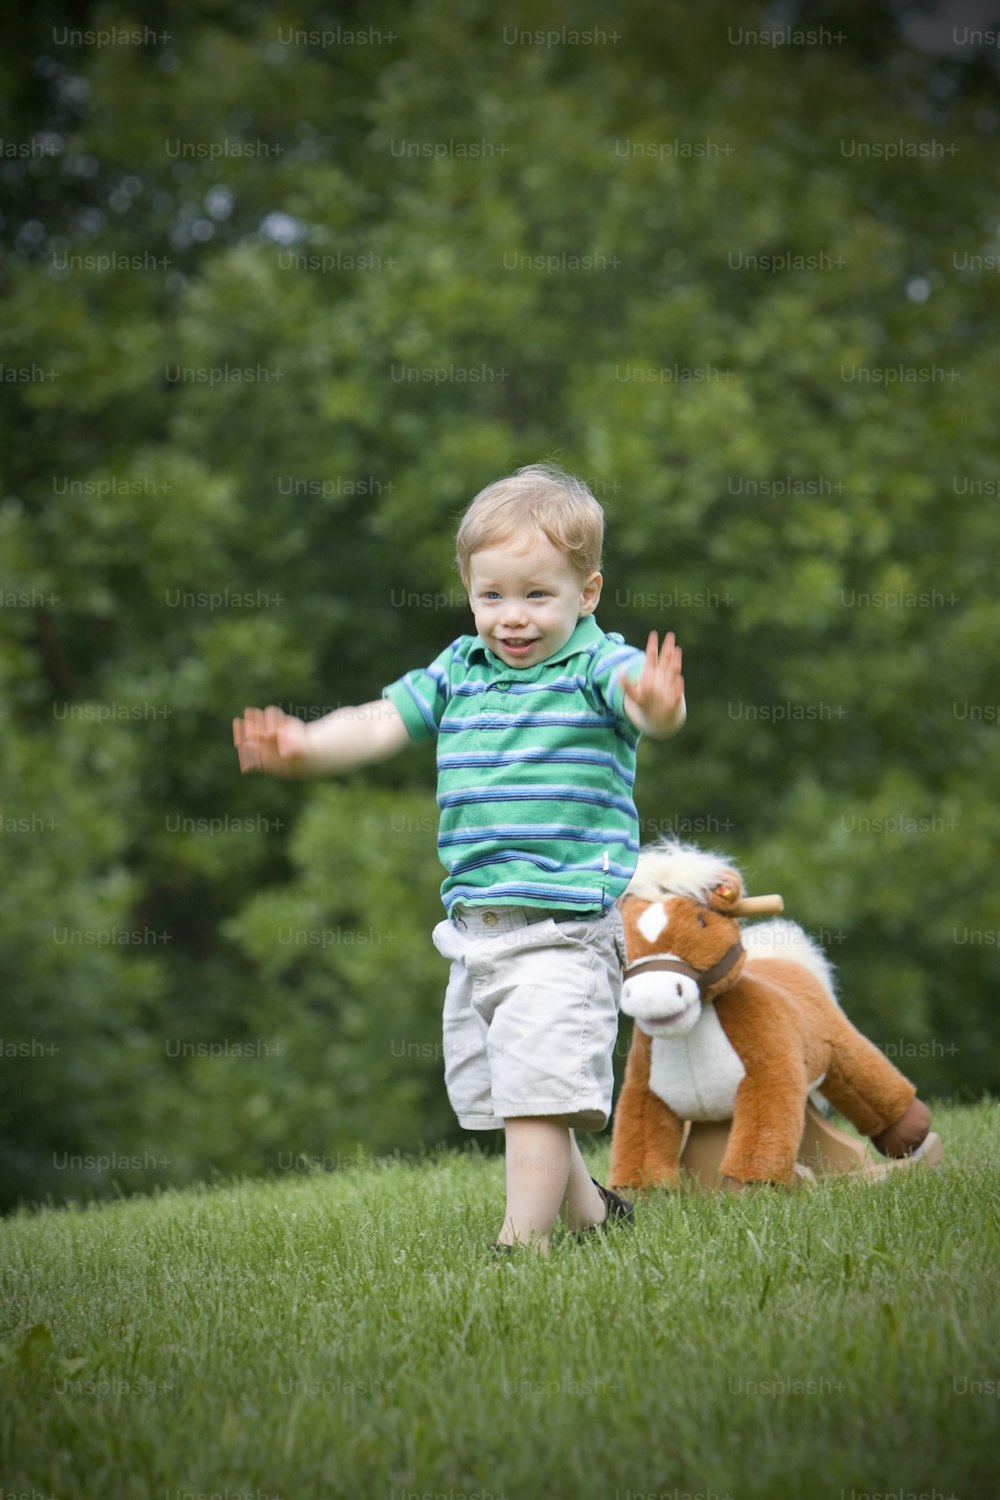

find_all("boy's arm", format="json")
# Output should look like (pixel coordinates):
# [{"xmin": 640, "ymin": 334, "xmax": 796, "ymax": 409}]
[
  {"xmin": 621, "ymin": 630, "xmax": 686, "ymax": 739},
  {"xmin": 233, "ymin": 699, "xmax": 410, "ymax": 777}
]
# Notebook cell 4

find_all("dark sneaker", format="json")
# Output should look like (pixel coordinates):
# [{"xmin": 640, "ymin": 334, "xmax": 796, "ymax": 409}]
[{"xmin": 576, "ymin": 1176, "xmax": 634, "ymax": 1237}]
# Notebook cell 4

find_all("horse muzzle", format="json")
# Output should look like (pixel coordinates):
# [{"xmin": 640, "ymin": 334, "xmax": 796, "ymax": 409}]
[{"xmin": 620, "ymin": 941, "xmax": 745, "ymax": 1035}]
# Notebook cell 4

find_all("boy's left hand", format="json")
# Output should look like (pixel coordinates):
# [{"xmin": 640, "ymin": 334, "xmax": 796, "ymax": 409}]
[{"xmin": 622, "ymin": 631, "xmax": 686, "ymax": 736}]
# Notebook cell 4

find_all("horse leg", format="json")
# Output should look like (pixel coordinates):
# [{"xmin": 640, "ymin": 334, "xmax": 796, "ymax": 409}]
[
  {"xmin": 721, "ymin": 1069, "xmax": 807, "ymax": 1187},
  {"xmin": 819, "ymin": 1010, "xmax": 929, "ymax": 1154},
  {"xmin": 609, "ymin": 1028, "xmax": 684, "ymax": 1189}
]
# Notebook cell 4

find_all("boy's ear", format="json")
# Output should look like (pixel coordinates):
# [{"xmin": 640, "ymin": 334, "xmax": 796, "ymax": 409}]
[{"xmin": 579, "ymin": 570, "xmax": 603, "ymax": 614}]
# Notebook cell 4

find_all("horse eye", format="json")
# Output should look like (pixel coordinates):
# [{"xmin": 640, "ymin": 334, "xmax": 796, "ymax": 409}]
[{"xmin": 696, "ymin": 912, "xmax": 708, "ymax": 928}]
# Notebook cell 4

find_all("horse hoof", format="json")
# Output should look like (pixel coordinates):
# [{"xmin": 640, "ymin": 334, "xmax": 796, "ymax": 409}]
[{"xmin": 871, "ymin": 1097, "xmax": 931, "ymax": 1157}]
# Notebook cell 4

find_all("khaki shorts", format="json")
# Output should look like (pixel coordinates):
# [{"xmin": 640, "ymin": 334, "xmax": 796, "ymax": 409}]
[{"xmin": 431, "ymin": 904, "xmax": 627, "ymax": 1132}]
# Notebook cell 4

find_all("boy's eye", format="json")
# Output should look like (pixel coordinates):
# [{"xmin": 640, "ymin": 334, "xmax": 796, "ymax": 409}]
[{"xmin": 527, "ymin": 591, "xmax": 547, "ymax": 599}]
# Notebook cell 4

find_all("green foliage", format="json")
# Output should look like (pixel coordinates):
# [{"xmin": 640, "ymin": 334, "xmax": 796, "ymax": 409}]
[
  {"xmin": 1, "ymin": 1104, "xmax": 997, "ymax": 1498},
  {"xmin": 1, "ymin": 0, "xmax": 998, "ymax": 1206}
]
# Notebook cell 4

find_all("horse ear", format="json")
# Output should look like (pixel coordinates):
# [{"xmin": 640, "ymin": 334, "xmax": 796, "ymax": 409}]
[{"xmin": 705, "ymin": 869, "xmax": 745, "ymax": 912}]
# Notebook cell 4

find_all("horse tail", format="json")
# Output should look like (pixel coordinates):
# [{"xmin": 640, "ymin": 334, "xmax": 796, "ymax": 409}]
[{"xmin": 741, "ymin": 918, "xmax": 840, "ymax": 1008}]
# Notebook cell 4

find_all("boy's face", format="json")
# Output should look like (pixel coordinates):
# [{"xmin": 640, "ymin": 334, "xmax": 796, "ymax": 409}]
[{"xmin": 467, "ymin": 531, "xmax": 602, "ymax": 669}]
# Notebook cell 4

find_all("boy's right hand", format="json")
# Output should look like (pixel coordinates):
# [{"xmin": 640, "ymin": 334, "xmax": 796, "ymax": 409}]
[{"xmin": 233, "ymin": 705, "xmax": 311, "ymax": 776}]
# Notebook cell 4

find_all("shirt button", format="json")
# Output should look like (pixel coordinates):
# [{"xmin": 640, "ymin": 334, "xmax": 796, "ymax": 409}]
[{"xmin": 482, "ymin": 911, "xmax": 498, "ymax": 926}]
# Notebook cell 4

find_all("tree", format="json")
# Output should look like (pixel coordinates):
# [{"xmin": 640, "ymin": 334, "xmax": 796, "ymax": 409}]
[{"xmin": 1, "ymin": 0, "xmax": 996, "ymax": 1206}]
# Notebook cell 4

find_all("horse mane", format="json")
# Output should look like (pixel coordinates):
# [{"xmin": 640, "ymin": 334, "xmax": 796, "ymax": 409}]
[
  {"xmin": 626, "ymin": 838, "xmax": 841, "ymax": 1006},
  {"xmin": 742, "ymin": 918, "xmax": 840, "ymax": 1004},
  {"xmin": 625, "ymin": 837, "xmax": 742, "ymax": 904}
]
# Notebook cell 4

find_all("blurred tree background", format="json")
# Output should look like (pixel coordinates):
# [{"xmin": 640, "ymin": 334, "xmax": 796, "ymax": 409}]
[{"xmin": 1, "ymin": 0, "xmax": 998, "ymax": 1209}]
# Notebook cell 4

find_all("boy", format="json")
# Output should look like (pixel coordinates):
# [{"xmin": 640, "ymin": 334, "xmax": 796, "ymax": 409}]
[{"xmin": 233, "ymin": 463, "xmax": 685, "ymax": 1254}]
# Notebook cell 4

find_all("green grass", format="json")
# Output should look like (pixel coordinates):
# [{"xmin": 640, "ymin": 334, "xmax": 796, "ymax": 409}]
[{"xmin": 2, "ymin": 1101, "xmax": 998, "ymax": 1500}]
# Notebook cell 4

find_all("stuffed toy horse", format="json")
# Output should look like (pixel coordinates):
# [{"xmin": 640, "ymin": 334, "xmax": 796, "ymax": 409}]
[{"xmin": 608, "ymin": 840, "xmax": 942, "ymax": 1191}]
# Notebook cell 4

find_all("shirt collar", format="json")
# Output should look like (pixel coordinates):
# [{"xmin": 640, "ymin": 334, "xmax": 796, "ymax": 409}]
[{"xmin": 468, "ymin": 614, "xmax": 606, "ymax": 675}]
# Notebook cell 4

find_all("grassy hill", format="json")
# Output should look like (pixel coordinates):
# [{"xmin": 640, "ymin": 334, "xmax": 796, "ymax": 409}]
[{"xmin": 2, "ymin": 1100, "xmax": 998, "ymax": 1500}]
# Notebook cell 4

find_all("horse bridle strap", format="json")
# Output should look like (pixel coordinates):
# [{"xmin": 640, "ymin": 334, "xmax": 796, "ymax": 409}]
[{"xmin": 622, "ymin": 941, "xmax": 744, "ymax": 997}]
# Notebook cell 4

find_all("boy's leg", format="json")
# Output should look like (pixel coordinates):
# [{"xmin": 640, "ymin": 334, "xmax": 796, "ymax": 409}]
[
  {"xmin": 561, "ymin": 1129, "xmax": 610, "ymax": 1232},
  {"xmin": 496, "ymin": 1120, "xmax": 608, "ymax": 1251},
  {"xmin": 496, "ymin": 1117, "xmax": 570, "ymax": 1252},
  {"xmin": 459, "ymin": 904, "xmax": 625, "ymax": 1250}
]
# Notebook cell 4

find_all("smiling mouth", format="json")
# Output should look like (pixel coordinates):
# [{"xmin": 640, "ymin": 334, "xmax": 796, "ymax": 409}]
[
  {"xmin": 646, "ymin": 1004, "xmax": 697, "ymax": 1028},
  {"xmin": 500, "ymin": 637, "xmax": 538, "ymax": 648}
]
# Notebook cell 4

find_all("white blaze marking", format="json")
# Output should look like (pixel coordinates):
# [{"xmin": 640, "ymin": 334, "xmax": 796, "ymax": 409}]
[{"xmin": 636, "ymin": 902, "xmax": 669, "ymax": 944}]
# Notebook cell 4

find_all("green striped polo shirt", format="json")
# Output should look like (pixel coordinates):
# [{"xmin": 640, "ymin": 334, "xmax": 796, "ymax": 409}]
[{"xmin": 383, "ymin": 614, "xmax": 646, "ymax": 915}]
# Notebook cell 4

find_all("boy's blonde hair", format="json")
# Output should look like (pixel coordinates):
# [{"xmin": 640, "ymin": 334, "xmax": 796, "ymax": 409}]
[{"xmin": 455, "ymin": 463, "xmax": 605, "ymax": 588}]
